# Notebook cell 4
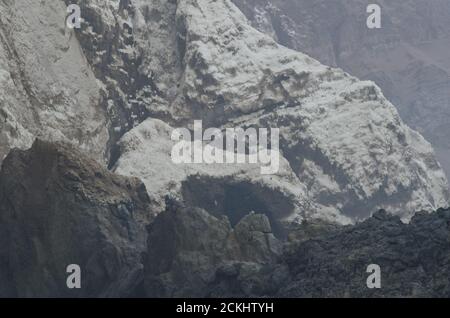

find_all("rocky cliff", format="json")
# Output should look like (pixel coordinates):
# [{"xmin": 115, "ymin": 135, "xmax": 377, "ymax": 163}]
[
  {"xmin": 233, "ymin": 0, "xmax": 450, "ymax": 182},
  {"xmin": 0, "ymin": 140, "xmax": 450, "ymax": 297},
  {"xmin": 110, "ymin": 0, "xmax": 448, "ymax": 222},
  {"xmin": 0, "ymin": 0, "xmax": 109, "ymax": 163},
  {"xmin": 0, "ymin": 0, "xmax": 450, "ymax": 298},
  {"xmin": 0, "ymin": 0, "xmax": 448, "ymax": 223},
  {"xmin": 0, "ymin": 139, "xmax": 449, "ymax": 297},
  {"xmin": 0, "ymin": 139, "xmax": 154, "ymax": 297}
]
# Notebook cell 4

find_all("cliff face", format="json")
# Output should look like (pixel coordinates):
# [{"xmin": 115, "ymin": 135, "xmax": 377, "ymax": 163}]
[
  {"xmin": 0, "ymin": 0, "xmax": 449, "ymax": 298},
  {"xmin": 1, "ymin": 141, "xmax": 449, "ymax": 298},
  {"xmin": 110, "ymin": 0, "xmax": 448, "ymax": 222},
  {"xmin": 0, "ymin": 0, "xmax": 109, "ymax": 163},
  {"xmin": 0, "ymin": 0, "xmax": 448, "ymax": 223},
  {"xmin": 232, "ymin": 0, "xmax": 450, "ymax": 182},
  {"xmin": 0, "ymin": 140, "xmax": 154, "ymax": 297}
]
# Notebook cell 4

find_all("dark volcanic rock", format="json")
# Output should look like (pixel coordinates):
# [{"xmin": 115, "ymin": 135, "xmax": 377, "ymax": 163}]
[
  {"xmin": 143, "ymin": 204, "xmax": 450, "ymax": 298},
  {"xmin": 278, "ymin": 209, "xmax": 450, "ymax": 297},
  {"xmin": 143, "ymin": 197, "xmax": 282, "ymax": 298},
  {"xmin": 0, "ymin": 139, "xmax": 154, "ymax": 297}
]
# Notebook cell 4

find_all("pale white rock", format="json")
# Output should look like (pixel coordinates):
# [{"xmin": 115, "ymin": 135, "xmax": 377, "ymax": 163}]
[
  {"xmin": 233, "ymin": 0, "xmax": 450, "ymax": 182},
  {"xmin": 114, "ymin": 0, "xmax": 449, "ymax": 222},
  {"xmin": 113, "ymin": 118, "xmax": 313, "ymax": 222},
  {"xmin": 0, "ymin": 0, "xmax": 108, "ymax": 162}
]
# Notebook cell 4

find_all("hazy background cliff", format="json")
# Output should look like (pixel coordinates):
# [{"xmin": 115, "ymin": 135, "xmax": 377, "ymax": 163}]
[{"xmin": 233, "ymin": 0, "xmax": 450, "ymax": 182}]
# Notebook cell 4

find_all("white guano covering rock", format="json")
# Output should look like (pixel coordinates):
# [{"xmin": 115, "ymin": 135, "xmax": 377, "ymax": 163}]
[
  {"xmin": 232, "ymin": 0, "xmax": 450, "ymax": 183},
  {"xmin": 113, "ymin": 118, "xmax": 310, "ymax": 222},
  {"xmin": 1, "ymin": 0, "xmax": 447, "ymax": 224},
  {"xmin": 0, "ymin": 0, "xmax": 108, "ymax": 162},
  {"xmin": 113, "ymin": 0, "xmax": 449, "ymax": 223}
]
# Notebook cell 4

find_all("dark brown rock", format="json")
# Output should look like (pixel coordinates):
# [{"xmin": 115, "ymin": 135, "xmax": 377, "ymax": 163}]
[{"xmin": 0, "ymin": 139, "xmax": 154, "ymax": 297}]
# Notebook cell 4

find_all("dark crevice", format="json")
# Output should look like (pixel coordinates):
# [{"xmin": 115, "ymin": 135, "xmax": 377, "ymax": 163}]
[{"xmin": 180, "ymin": 175, "xmax": 295, "ymax": 239}]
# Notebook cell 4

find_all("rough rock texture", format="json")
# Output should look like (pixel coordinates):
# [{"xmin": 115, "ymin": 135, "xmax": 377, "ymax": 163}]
[
  {"xmin": 1, "ymin": 0, "xmax": 447, "ymax": 223},
  {"xmin": 277, "ymin": 208, "xmax": 450, "ymax": 298},
  {"xmin": 143, "ymin": 197, "xmax": 282, "ymax": 298},
  {"xmin": 111, "ymin": 0, "xmax": 449, "ymax": 223},
  {"xmin": 1, "ymin": 139, "xmax": 449, "ymax": 298},
  {"xmin": 113, "ymin": 118, "xmax": 308, "ymax": 223},
  {"xmin": 143, "ymin": 205, "xmax": 450, "ymax": 298},
  {"xmin": 0, "ymin": 139, "xmax": 154, "ymax": 297},
  {"xmin": 232, "ymin": 0, "xmax": 450, "ymax": 182},
  {"xmin": 60, "ymin": 0, "xmax": 157, "ymax": 164},
  {"xmin": 0, "ymin": 0, "xmax": 109, "ymax": 163}
]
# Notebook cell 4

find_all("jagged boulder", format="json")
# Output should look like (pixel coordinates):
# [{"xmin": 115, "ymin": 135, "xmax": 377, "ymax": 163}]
[
  {"xmin": 143, "ymin": 197, "xmax": 282, "ymax": 297},
  {"xmin": 0, "ymin": 140, "xmax": 154, "ymax": 297}
]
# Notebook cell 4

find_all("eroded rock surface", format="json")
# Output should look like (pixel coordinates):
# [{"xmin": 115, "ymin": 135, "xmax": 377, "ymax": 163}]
[
  {"xmin": 143, "ymin": 205, "xmax": 450, "ymax": 298},
  {"xmin": 0, "ymin": 140, "xmax": 449, "ymax": 298},
  {"xmin": 112, "ymin": 0, "xmax": 449, "ymax": 223},
  {"xmin": 0, "ymin": 0, "xmax": 449, "ymax": 298},
  {"xmin": 1, "ymin": 0, "xmax": 448, "ymax": 223},
  {"xmin": 0, "ymin": 139, "xmax": 154, "ymax": 297},
  {"xmin": 143, "ymin": 197, "xmax": 282, "ymax": 298},
  {"xmin": 233, "ymin": 0, "xmax": 450, "ymax": 182},
  {"xmin": 0, "ymin": 0, "xmax": 109, "ymax": 163}
]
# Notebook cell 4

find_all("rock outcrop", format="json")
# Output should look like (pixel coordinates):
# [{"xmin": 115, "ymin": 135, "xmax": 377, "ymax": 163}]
[
  {"xmin": 110, "ymin": 0, "xmax": 449, "ymax": 223},
  {"xmin": 1, "ymin": 0, "xmax": 447, "ymax": 222},
  {"xmin": 143, "ymin": 204, "xmax": 450, "ymax": 298},
  {"xmin": 233, "ymin": 0, "xmax": 450, "ymax": 182},
  {"xmin": 277, "ymin": 208, "xmax": 450, "ymax": 297},
  {"xmin": 0, "ymin": 139, "xmax": 154, "ymax": 297},
  {"xmin": 113, "ymin": 118, "xmax": 307, "ymax": 223},
  {"xmin": 0, "ymin": 140, "xmax": 449, "ymax": 298},
  {"xmin": 143, "ymin": 197, "xmax": 282, "ymax": 298},
  {"xmin": 0, "ymin": 0, "xmax": 109, "ymax": 163},
  {"xmin": 0, "ymin": 0, "xmax": 449, "ymax": 298}
]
